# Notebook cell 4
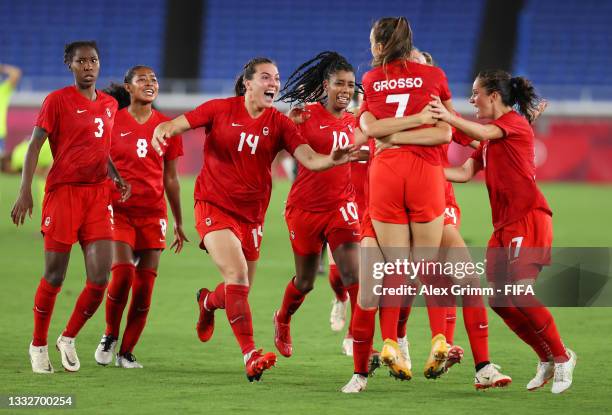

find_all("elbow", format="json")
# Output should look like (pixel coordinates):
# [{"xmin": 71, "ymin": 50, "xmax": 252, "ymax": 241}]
[{"xmin": 440, "ymin": 129, "xmax": 452, "ymax": 144}]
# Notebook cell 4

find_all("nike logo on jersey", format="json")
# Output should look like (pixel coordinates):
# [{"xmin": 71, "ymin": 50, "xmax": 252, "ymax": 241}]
[
  {"xmin": 232, "ymin": 122, "xmax": 243, "ymax": 127},
  {"xmin": 319, "ymin": 125, "xmax": 329, "ymax": 129},
  {"xmin": 76, "ymin": 109, "xmax": 87, "ymax": 114},
  {"xmin": 230, "ymin": 316, "xmax": 244, "ymax": 324},
  {"xmin": 479, "ymin": 324, "xmax": 489, "ymax": 329},
  {"xmin": 352, "ymin": 232, "xmax": 361, "ymax": 236},
  {"xmin": 120, "ymin": 132, "xmax": 132, "ymax": 137}
]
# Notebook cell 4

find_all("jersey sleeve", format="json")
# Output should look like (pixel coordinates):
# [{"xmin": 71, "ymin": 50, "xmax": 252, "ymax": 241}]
[
  {"xmin": 278, "ymin": 113, "xmax": 307, "ymax": 155},
  {"xmin": 35, "ymin": 92, "xmax": 59, "ymax": 135},
  {"xmin": 491, "ymin": 112, "xmax": 524, "ymax": 138},
  {"xmin": 184, "ymin": 99, "xmax": 222, "ymax": 129},
  {"xmin": 164, "ymin": 134, "xmax": 184, "ymax": 161},
  {"xmin": 452, "ymin": 128, "xmax": 474, "ymax": 147},
  {"xmin": 470, "ymin": 144, "xmax": 484, "ymax": 170}
]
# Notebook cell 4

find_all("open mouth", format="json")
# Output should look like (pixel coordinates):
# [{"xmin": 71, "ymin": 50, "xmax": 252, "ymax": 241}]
[
  {"xmin": 263, "ymin": 90, "xmax": 275, "ymax": 101},
  {"xmin": 144, "ymin": 88, "xmax": 155, "ymax": 97},
  {"xmin": 337, "ymin": 95, "xmax": 350, "ymax": 106}
]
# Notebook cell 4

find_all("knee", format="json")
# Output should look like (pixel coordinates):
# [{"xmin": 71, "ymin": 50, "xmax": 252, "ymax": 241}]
[
  {"xmin": 338, "ymin": 267, "xmax": 359, "ymax": 286},
  {"xmin": 43, "ymin": 271, "xmax": 65, "ymax": 287},
  {"xmin": 293, "ymin": 276, "xmax": 315, "ymax": 293},
  {"xmin": 88, "ymin": 273, "xmax": 109, "ymax": 286},
  {"xmin": 220, "ymin": 266, "xmax": 249, "ymax": 286}
]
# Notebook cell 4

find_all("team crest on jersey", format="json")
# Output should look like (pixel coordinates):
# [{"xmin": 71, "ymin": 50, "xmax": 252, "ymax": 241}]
[
  {"xmin": 106, "ymin": 108, "xmax": 112, "ymax": 118},
  {"xmin": 262, "ymin": 127, "xmax": 269, "ymax": 136},
  {"xmin": 205, "ymin": 218, "xmax": 212, "ymax": 226},
  {"xmin": 44, "ymin": 216, "xmax": 51, "ymax": 227},
  {"xmin": 290, "ymin": 230, "xmax": 295, "ymax": 240}
]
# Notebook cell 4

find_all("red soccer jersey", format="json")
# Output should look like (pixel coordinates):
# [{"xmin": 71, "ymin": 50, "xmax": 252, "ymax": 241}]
[
  {"xmin": 184, "ymin": 96, "xmax": 306, "ymax": 223},
  {"xmin": 351, "ymin": 156, "xmax": 369, "ymax": 216},
  {"xmin": 36, "ymin": 86, "xmax": 118, "ymax": 192},
  {"xmin": 361, "ymin": 59, "xmax": 451, "ymax": 165},
  {"xmin": 110, "ymin": 108, "xmax": 183, "ymax": 217},
  {"xmin": 286, "ymin": 103, "xmax": 356, "ymax": 211},
  {"xmin": 470, "ymin": 110, "xmax": 552, "ymax": 230}
]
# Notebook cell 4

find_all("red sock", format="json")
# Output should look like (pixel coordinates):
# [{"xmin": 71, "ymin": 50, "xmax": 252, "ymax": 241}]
[
  {"xmin": 491, "ymin": 305, "xmax": 551, "ymax": 361},
  {"xmin": 277, "ymin": 277, "xmax": 307, "ymax": 324},
  {"xmin": 225, "ymin": 284, "xmax": 255, "ymax": 355},
  {"xmin": 328, "ymin": 264, "xmax": 348, "ymax": 302},
  {"xmin": 207, "ymin": 282, "xmax": 226, "ymax": 310},
  {"xmin": 420, "ymin": 266, "xmax": 447, "ymax": 338},
  {"xmin": 345, "ymin": 283, "xmax": 358, "ymax": 337},
  {"xmin": 462, "ymin": 293, "xmax": 490, "ymax": 365},
  {"xmin": 32, "ymin": 278, "xmax": 62, "ymax": 346},
  {"xmin": 63, "ymin": 280, "xmax": 107, "ymax": 338},
  {"xmin": 105, "ymin": 263, "xmax": 135, "ymax": 338},
  {"xmin": 426, "ymin": 306, "xmax": 447, "ymax": 339},
  {"xmin": 445, "ymin": 306, "xmax": 457, "ymax": 344},
  {"xmin": 379, "ymin": 307, "xmax": 400, "ymax": 341},
  {"xmin": 352, "ymin": 304, "xmax": 376, "ymax": 375},
  {"xmin": 518, "ymin": 306, "xmax": 568, "ymax": 362},
  {"xmin": 397, "ymin": 306, "xmax": 411, "ymax": 338},
  {"xmin": 119, "ymin": 268, "xmax": 156, "ymax": 355}
]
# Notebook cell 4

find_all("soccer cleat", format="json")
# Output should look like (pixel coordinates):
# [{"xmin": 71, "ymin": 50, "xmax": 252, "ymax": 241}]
[
  {"xmin": 397, "ymin": 336, "xmax": 412, "ymax": 370},
  {"xmin": 342, "ymin": 336, "xmax": 353, "ymax": 356},
  {"xmin": 116, "ymin": 352, "xmax": 143, "ymax": 369},
  {"xmin": 551, "ymin": 349, "xmax": 577, "ymax": 394},
  {"xmin": 424, "ymin": 334, "xmax": 449, "ymax": 379},
  {"xmin": 474, "ymin": 363, "xmax": 512, "ymax": 389},
  {"xmin": 444, "ymin": 344, "xmax": 464, "ymax": 372},
  {"xmin": 368, "ymin": 350, "xmax": 382, "ymax": 377},
  {"xmin": 245, "ymin": 349, "xmax": 277, "ymax": 382},
  {"xmin": 330, "ymin": 298, "xmax": 348, "ymax": 332},
  {"xmin": 29, "ymin": 343, "xmax": 54, "ymax": 374},
  {"xmin": 273, "ymin": 310, "xmax": 292, "ymax": 357},
  {"xmin": 526, "ymin": 360, "xmax": 554, "ymax": 391},
  {"xmin": 94, "ymin": 334, "xmax": 117, "ymax": 366},
  {"xmin": 341, "ymin": 374, "xmax": 368, "ymax": 393},
  {"xmin": 56, "ymin": 335, "xmax": 80, "ymax": 372},
  {"xmin": 196, "ymin": 288, "xmax": 215, "ymax": 342},
  {"xmin": 380, "ymin": 339, "xmax": 412, "ymax": 380}
]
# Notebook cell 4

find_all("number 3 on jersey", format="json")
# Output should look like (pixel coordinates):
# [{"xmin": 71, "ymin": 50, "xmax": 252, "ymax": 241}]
[
  {"xmin": 386, "ymin": 94, "xmax": 410, "ymax": 118},
  {"xmin": 94, "ymin": 117, "xmax": 104, "ymax": 138}
]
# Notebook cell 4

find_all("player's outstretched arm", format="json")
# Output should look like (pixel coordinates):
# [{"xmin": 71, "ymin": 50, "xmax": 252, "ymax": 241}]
[
  {"xmin": 429, "ymin": 95, "xmax": 504, "ymax": 141},
  {"xmin": 11, "ymin": 127, "xmax": 46, "ymax": 225},
  {"xmin": 444, "ymin": 158, "xmax": 480, "ymax": 183},
  {"xmin": 359, "ymin": 105, "xmax": 435, "ymax": 138},
  {"xmin": 152, "ymin": 115, "xmax": 191, "ymax": 155},
  {"xmin": 164, "ymin": 158, "xmax": 188, "ymax": 253},
  {"xmin": 292, "ymin": 143, "xmax": 358, "ymax": 172}
]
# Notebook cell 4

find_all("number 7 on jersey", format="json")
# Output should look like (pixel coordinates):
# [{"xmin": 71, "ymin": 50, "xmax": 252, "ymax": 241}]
[{"xmin": 386, "ymin": 94, "xmax": 410, "ymax": 118}]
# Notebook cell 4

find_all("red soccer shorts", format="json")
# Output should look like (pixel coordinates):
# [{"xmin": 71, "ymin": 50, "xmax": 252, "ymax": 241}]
[
  {"xmin": 194, "ymin": 201, "xmax": 263, "ymax": 261},
  {"xmin": 41, "ymin": 183, "xmax": 112, "ymax": 252},
  {"xmin": 486, "ymin": 208, "xmax": 553, "ymax": 282},
  {"xmin": 369, "ymin": 149, "xmax": 445, "ymax": 224},
  {"xmin": 112, "ymin": 209, "xmax": 167, "ymax": 251},
  {"xmin": 444, "ymin": 203, "xmax": 462, "ymax": 228},
  {"xmin": 285, "ymin": 203, "xmax": 360, "ymax": 256},
  {"xmin": 360, "ymin": 208, "xmax": 376, "ymax": 240}
]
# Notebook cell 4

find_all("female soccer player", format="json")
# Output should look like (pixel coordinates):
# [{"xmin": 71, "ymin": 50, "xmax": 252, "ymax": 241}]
[
  {"xmin": 93, "ymin": 65, "xmax": 186, "ymax": 368},
  {"xmin": 150, "ymin": 57, "xmax": 356, "ymax": 382},
  {"xmin": 431, "ymin": 69, "xmax": 576, "ymax": 394},
  {"xmin": 11, "ymin": 41, "xmax": 129, "ymax": 374},
  {"xmin": 358, "ymin": 16, "xmax": 455, "ymax": 380},
  {"xmin": 270, "ymin": 51, "xmax": 365, "ymax": 359}
]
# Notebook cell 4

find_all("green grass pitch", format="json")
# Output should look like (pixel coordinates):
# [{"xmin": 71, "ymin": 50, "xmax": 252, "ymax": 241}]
[{"xmin": 1, "ymin": 174, "xmax": 611, "ymax": 414}]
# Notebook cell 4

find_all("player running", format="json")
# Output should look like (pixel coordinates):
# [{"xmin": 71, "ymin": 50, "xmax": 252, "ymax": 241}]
[
  {"xmin": 271, "ymin": 51, "xmax": 364, "ymax": 359},
  {"xmin": 11, "ymin": 41, "xmax": 129, "ymax": 374},
  {"xmin": 150, "ymin": 57, "xmax": 356, "ymax": 382},
  {"xmin": 432, "ymin": 69, "xmax": 576, "ymax": 394},
  {"xmin": 94, "ymin": 65, "xmax": 186, "ymax": 368}
]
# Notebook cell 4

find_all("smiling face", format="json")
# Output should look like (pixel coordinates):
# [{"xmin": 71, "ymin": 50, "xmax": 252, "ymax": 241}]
[
  {"xmin": 323, "ymin": 70, "xmax": 355, "ymax": 113},
  {"xmin": 470, "ymin": 77, "xmax": 497, "ymax": 119},
  {"xmin": 125, "ymin": 67, "xmax": 159, "ymax": 104},
  {"xmin": 69, "ymin": 46, "xmax": 100, "ymax": 89},
  {"xmin": 244, "ymin": 63, "xmax": 280, "ymax": 109}
]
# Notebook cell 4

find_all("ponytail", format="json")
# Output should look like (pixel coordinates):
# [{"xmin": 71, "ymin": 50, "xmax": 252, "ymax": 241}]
[
  {"xmin": 477, "ymin": 70, "xmax": 541, "ymax": 123},
  {"xmin": 234, "ymin": 57, "xmax": 275, "ymax": 96},
  {"xmin": 371, "ymin": 17, "xmax": 413, "ymax": 68}
]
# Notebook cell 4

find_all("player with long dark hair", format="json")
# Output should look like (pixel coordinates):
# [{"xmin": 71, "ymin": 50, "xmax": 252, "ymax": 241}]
[
  {"xmin": 150, "ymin": 57, "xmax": 356, "ymax": 382},
  {"xmin": 94, "ymin": 65, "xmax": 186, "ymax": 368}
]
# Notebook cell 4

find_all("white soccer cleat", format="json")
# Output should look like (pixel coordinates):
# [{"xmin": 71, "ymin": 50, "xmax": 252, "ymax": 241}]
[
  {"xmin": 341, "ymin": 374, "xmax": 367, "ymax": 393},
  {"xmin": 551, "ymin": 349, "xmax": 577, "ymax": 394},
  {"xmin": 342, "ymin": 336, "xmax": 354, "ymax": 356},
  {"xmin": 526, "ymin": 360, "xmax": 554, "ymax": 391},
  {"xmin": 94, "ymin": 334, "xmax": 117, "ymax": 366},
  {"xmin": 29, "ymin": 343, "xmax": 54, "ymax": 374},
  {"xmin": 116, "ymin": 352, "xmax": 143, "ymax": 369},
  {"xmin": 330, "ymin": 298, "xmax": 348, "ymax": 332},
  {"xmin": 56, "ymin": 335, "xmax": 80, "ymax": 372},
  {"xmin": 397, "ymin": 336, "xmax": 412, "ymax": 370},
  {"xmin": 474, "ymin": 363, "xmax": 512, "ymax": 389}
]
